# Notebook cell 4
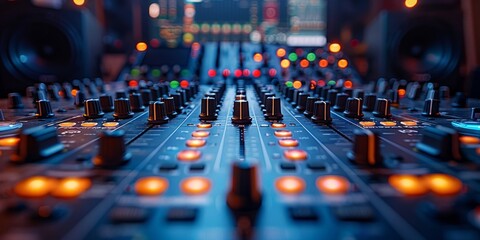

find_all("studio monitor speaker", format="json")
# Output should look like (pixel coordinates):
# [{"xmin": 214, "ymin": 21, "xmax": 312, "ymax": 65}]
[{"xmin": 0, "ymin": 1, "xmax": 103, "ymax": 97}]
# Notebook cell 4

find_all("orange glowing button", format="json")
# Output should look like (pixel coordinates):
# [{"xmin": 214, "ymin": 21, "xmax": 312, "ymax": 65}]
[
  {"xmin": 181, "ymin": 177, "xmax": 211, "ymax": 195},
  {"xmin": 316, "ymin": 175, "xmax": 350, "ymax": 195},
  {"xmin": 14, "ymin": 176, "xmax": 57, "ymax": 198},
  {"xmin": 398, "ymin": 89, "xmax": 406, "ymax": 97},
  {"xmin": 319, "ymin": 59, "xmax": 328, "ymax": 68},
  {"xmin": 276, "ymin": 48, "xmax": 286, "ymax": 58},
  {"xmin": 59, "ymin": 122, "xmax": 76, "ymax": 127},
  {"xmin": 81, "ymin": 122, "xmax": 98, "ymax": 127},
  {"xmin": 344, "ymin": 80, "xmax": 353, "ymax": 89},
  {"xmin": 186, "ymin": 139, "xmax": 206, "ymax": 148},
  {"xmin": 275, "ymin": 176, "xmax": 305, "ymax": 195},
  {"xmin": 388, "ymin": 174, "xmax": 427, "ymax": 196},
  {"xmin": 359, "ymin": 121, "xmax": 376, "ymax": 127},
  {"xmin": 293, "ymin": 81, "xmax": 302, "ymax": 89},
  {"xmin": 71, "ymin": 89, "xmax": 78, "ymax": 97},
  {"xmin": 271, "ymin": 123, "xmax": 286, "ymax": 128},
  {"xmin": 134, "ymin": 177, "xmax": 169, "ymax": 196},
  {"xmin": 51, "ymin": 178, "xmax": 92, "ymax": 198},
  {"xmin": 177, "ymin": 150, "xmax": 201, "ymax": 161},
  {"xmin": 278, "ymin": 139, "xmax": 299, "ymax": 147},
  {"xmin": 380, "ymin": 121, "xmax": 396, "ymax": 126},
  {"xmin": 405, "ymin": 0, "xmax": 418, "ymax": 8},
  {"xmin": 253, "ymin": 53, "xmax": 263, "ymax": 62},
  {"xmin": 274, "ymin": 130, "xmax": 292, "ymax": 138},
  {"xmin": 338, "ymin": 59, "xmax": 349, "ymax": 69},
  {"xmin": 284, "ymin": 149, "xmax": 308, "ymax": 161},
  {"xmin": 0, "ymin": 137, "xmax": 20, "ymax": 147},
  {"xmin": 400, "ymin": 121, "xmax": 417, "ymax": 126},
  {"xmin": 460, "ymin": 136, "xmax": 480, "ymax": 145},
  {"xmin": 136, "ymin": 42, "xmax": 148, "ymax": 52},
  {"xmin": 192, "ymin": 130, "xmax": 210, "ymax": 138},
  {"xmin": 197, "ymin": 123, "xmax": 212, "ymax": 128},
  {"xmin": 299, "ymin": 59, "xmax": 310, "ymax": 68},
  {"xmin": 329, "ymin": 43, "xmax": 341, "ymax": 53},
  {"xmin": 280, "ymin": 59, "xmax": 291, "ymax": 69},
  {"xmin": 103, "ymin": 122, "xmax": 119, "ymax": 127},
  {"xmin": 423, "ymin": 174, "xmax": 463, "ymax": 195}
]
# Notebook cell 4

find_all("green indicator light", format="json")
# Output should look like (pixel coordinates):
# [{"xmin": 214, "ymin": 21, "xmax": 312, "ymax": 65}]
[
  {"xmin": 285, "ymin": 81, "xmax": 293, "ymax": 88},
  {"xmin": 151, "ymin": 69, "xmax": 161, "ymax": 78},
  {"xmin": 181, "ymin": 69, "xmax": 190, "ymax": 77},
  {"xmin": 131, "ymin": 68, "xmax": 140, "ymax": 77},
  {"xmin": 328, "ymin": 80, "xmax": 336, "ymax": 86},
  {"xmin": 288, "ymin": 53, "xmax": 298, "ymax": 62},
  {"xmin": 170, "ymin": 80, "xmax": 180, "ymax": 89},
  {"xmin": 306, "ymin": 53, "xmax": 316, "ymax": 62}
]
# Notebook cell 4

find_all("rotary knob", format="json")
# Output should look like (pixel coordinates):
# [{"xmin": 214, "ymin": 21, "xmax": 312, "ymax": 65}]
[
  {"xmin": 140, "ymin": 89, "xmax": 152, "ymax": 107},
  {"xmin": 8, "ymin": 93, "xmax": 24, "ymax": 109},
  {"xmin": 422, "ymin": 99, "xmax": 441, "ymax": 117},
  {"xmin": 232, "ymin": 100, "xmax": 252, "ymax": 124},
  {"xmin": 333, "ymin": 93, "xmax": 348, "ymax": 112},
  {"xmin": 113, "ymin": 98, "xmax": 134, "ymax": 119},
  {"xmin": 264, "ymin": 96, "xmax": 283, "ymax": 120},
  {"xmin": 148, "ymin": 101, "xmax": 169, "ymax": 124},
  {"xmin": 326, "ymin": 89, "xmax": 338, "ymax": 106},
  {"xmin": 226, "ymin": 161, "xmax": 262, "ymax": 211},
  {"xmin": 84, "ymin": 99, "xmax": 105, "ymax": 119},
  {"xmin": 161, "ymin": 97, "xmax": 177, "ymax": 118},
  {"xmin": 347, "ymin": 129, "xmax": 383, "ymax": 166},
  {"xmin": 93, "ymin": 130, "xmax": 132, "ymax": 168},
  {"xmin": 170, "ymin": 93, "xmax": 185, "ymax": 113},
  {"xmin": 199, "ymin": 97, "xmax": 218, "ymax": 120},
  {"xmin": 129, "ymin": 93, "xmax": 145, "ymax": 112},
  {"xmin": 303, "ymin": 97, "xmax": 318, "ymax": 117},
  {"xmin": 99, "ymin": 94, "xmax": 114, "ymax": 112},
  {"xmin": 74, "ymin": 91, "xmax": 86, "ymax": 107},
  {"xmin": 35, "ymin": 100, "xmax": 55, "ymax": 118},
  {"xmin": 295, "ymin": 93, "xmax": 309, "ymax": 112},
  {"xmin": 363, "ymin": 94, "xmax": 377, "ymax": 112},
  {"xmin": 373, "ymin": 98, "xmax": 392, "ymax": 118},
  {"xmin": 344, "ymin": 98, "xmax": 364, "ymax": 118},
  {"xmin": 311, "ymin": 101, "xmax": 332, "ymax": 124}
]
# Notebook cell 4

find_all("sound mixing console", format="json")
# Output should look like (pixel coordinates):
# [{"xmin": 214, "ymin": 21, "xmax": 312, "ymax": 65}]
[{"xmin": 1, "ymin": 42, "xmax": 480, "ymax": 240}]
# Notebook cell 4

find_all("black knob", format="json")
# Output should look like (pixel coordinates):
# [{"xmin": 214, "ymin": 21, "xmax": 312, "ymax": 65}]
[
  {"xmin": 416, "ymin": 126, "xmax": 461, "ymax": 161},
  {"xmin": 47, "ymin": 84, "xmax": 60, "ymax": 101},
  {"xmin": 140, "ymin": 89, "xmax": 152, "ymax": 107},
  {"xmin": 303, "ymin": 97, "xmax": 318, "ymax": 117},
  {"xmin": 227, "ymin": 161, "xmax": 262, "ymax": 211},
  {"xmin": 93, "ymin": 130, "xmax": 132, "ymax": 168},
  {"xmin": 326, "ymin": 89, "xmax": 338, "ymax": 106},
  {"xmin": 150, "ymin": 85, "xmax": 161, "ymax": 101},
  {"xmin": 422, "ymin": 99, "xmax": 441, "ymax": 117},
  {"xmin": 74, "ymin": 91, "xmax": 86, "ymax": 107},
  {"xmin": 320, "ymin": 87, "xmax": 330, "ymax": 100},
  {"xmin": 148, "ymin": 101, "xmax": 169, "ymax": 124},
  {"xmin": 285, "ymin": 88, "xmax": 294, "ymax": 102},
  {"xmin": 363, "ymin": 94, "xmax": 376, "ymax": 112},
  {"xmin": 333, "ymin": 93, "xmax": 348, "ymax": 112},
  {"xmin": 343, "ymin": 88, "xmax": 353, "ymax": 97},
  {"xmin": 116, "ymin": 91, "xmax": 127, "ymax": 99},
  {"xmin": 232, "ymin": 100, "xmax": 252, "ymax": 124},
  {"xmin": 62, "ymin": 83, "xmax": 73, "ymax": 100},
  {"xmin": 84, "ymin": 99, "xmax": 105, "ymax": 119},
  {"xmin": 170, "ymin": 93, "xmax": 185, "ymax": 113},
  {"xmin": 261, "ymin": 92, "xmax": 275, "ymax": 109},
  {"xmin": 11, "ymin": 126, "xmax": 64, "ymax": 163},
  {"xmin": 295, "ymin": 93, "xmax": 309, "ymax": 112},
  {"xmin": 35, "ymin": 100, "xmax": 55, "ymax": 118},
  {"xmin": 311, "ymin": 101, "xmax": 332, "ymax": 124},
  {"xmin": 387, "ymin": 89, "xmax": 400, "ymax": 107},
  {"xmin": 426, "ymin": 89, "xmax": 440, "ymax": 100},
  {"xmin": 344, "ymin": 98, "xmax": 364, "ymax": 118},
  {"xmin": 8, "ymin": 93, "xmax": 24, "ymax": 109},
  {"xmin": 291, "ymin": 90, "xmax": 303, "ymax": 106},
  {"xmin": 347, "ymin": 129, "xmax": 382, "ymax": 166},
  {"xmin": 129, "ymin": 93, "xmax": 145, "ymax": 112},
  {"xmin": 471, "ymin": 107, "xmax": 480, "ymax": 120},
  {"xmin": 99, "ymin": 95, "xmax": 114, "ymax": 112},
  {"xmin": 451, "ymin": 92, "xmax": 467, "ymax": 108},
  {"xmin": 113, "ymin": 99, "xmax": 134, "ymax": 119},
  {"xmin": 264, "ymin": 96, "xmax": 283, "ymax": 120},
  {"xmin": 161, "ymin": 97, "xmax": 177, "ymax": 118},
  {"xmin": 199, "ymin": 97, "xmax": 218, "ymax": 120},
  {"xmin": 353, "ymin": 89, "xmax": 364, "ymax": 99},
  {"xmin": 373, "ymin": 98, "xmax": 392, "ymax": 118}
]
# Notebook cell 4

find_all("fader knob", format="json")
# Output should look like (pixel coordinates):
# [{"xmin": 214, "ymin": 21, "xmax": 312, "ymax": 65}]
[
  {"xmin": 416, "ymin": 126, "xmax": 461, "ymax": 161},
  {"xmin": 199, "ymin": 97, "xmax": 218, "ymax": 120},
  {"xmin": 8, "ymin": 93, "xmax": 24, "ymax": 109},
  {"xmin": 422, "ymin": 99, "xmax": 441, "ymax": 117},
  {"xmin": 129, "ymin": 93, "xmax": 145, "ymax": 112},
  {"xmin": 227, "ymin": 161, "xmax": 262, "ymax": 211},
  {"xmin": 264, "ymin": 96, "xmax": 283, "ymax": 120},
  {"xmin": 347, "ymin": 129, "xmax": 382, "ymax": 166},
  {"xmin": 363, "ymin": 94, "xmax": 376, "ymax": 112},
  {"xmin": 93, "ymin": 130, "xmax": 132, "ymax": 168},
  {"xmin": 11, "ymin": 126, "xmax": 64, "ymax": 163},
  {"xmin": 84, "ymin": 99, "xmax": 105, "ymax": 119},
  {"xmin": 148, "ymin": 101, "xmax": 169, "ymax": 124},
  {"xmin": 35, "ymin": 100, "xmax": 54, "ymax": 118},
  {"xmin": 311, "ymin": 101, "xmax": 332, "ymax": 124},
  {"xmin": 113, "ymin": 99, "xmax": 134, "ymax": 119},
  {"xmin": 333, "ymin": 93, "xmax": 348, "ymax": 112},
  {"xmin": 344, "ymin": 98, "xmax": 364, "ymax": 118},
  {"xmin": 372, "ymin": 98, "xmax": 392, "ymax": 118},
  {"xmin": 232, "ymin": 100, "xmax": 252, "ymax": 124},
  {"xmin": 99, "ymin": 95, "xmax": 114, "ymax": 112}
]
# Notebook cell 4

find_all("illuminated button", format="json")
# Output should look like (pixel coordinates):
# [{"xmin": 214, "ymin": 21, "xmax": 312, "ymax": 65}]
[
  {"xmin": 275, "ymin": 176, "xmax": 305, "ymax": 194},
  {"xmin": 400, "ymin": 121, "xmax": 417, "ymax": 126},
  {"xmin": 0, "ymin": 137, "xmax": 20, "ymax": 147},
  {"xmin": 14, "ymin": 176, "xmax": 57, "ymax": 198},
  {"xmin": 103, "ymin": 122, "xmax": 119, "ymax": 127},
  {"xmin": 177, "ymin": 150, "xmax": 201, "ymax": 161},
  {"xmin": 359, "ymin": 121, "xmax": 375, "ymax": 127},
  {"xmin": 284, "ymin": 149, "xmax": 308, "ymax": 161},
  {"xmin": 278, "ymin": 139, "xmax": 299, "ymax": 147},
  {"xmin": 271, "ymin": 123, "xmax": 286, "ymax": 128},
  {"xmin": 316, "ymin": 175, "xmax": 350, "ymax": 195},
  {"xmin": 134, "ymin": 177, "xmax": 169, "ymax": 196},
  {"xmin": 181, "ymin": 177, "xmax": 211, "ymax": 195},
  {"xmin": 380, "ymin": 121, "xmax": 396, "ymax": 126},
  {"xmin": 423, "ymin": 174, "xmax": 463, "ymax": 195},
  {"xmin": 51, "ymin": 178, "xmax": 92, "ymax": 198},
  {"xmin": 186, "ymin": 139, "xmax": 206, "ymax": 148},
  {"xmin": 81, "ymin": 122, "xmax": 98, "ymax": 127},
  {"xmin": 274, "ymin": 130, "xmax": 292, "ymax": 138},
  {"xmin": 388, "ymin": 175, "xmax": 427, "ymax": 196},
  {"xmin": 460, "ymin": 136, "xmax": 480, "ymax": 145},
  {"xmin": 59, "ymin": 122, "xmax": 76, "ymax": 127},
  {"xmin": 197, "ymin": 123, "xmax": 212, "ymax": 128},
  {"xmin": 192, "ymin": 130, "xmax": 210, "ymax": 138}
]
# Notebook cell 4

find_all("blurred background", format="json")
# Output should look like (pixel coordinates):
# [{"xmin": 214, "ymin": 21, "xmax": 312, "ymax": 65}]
[{"xmin": 1, "ymin": 0, "xmax": 479, "ymax": 96}]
